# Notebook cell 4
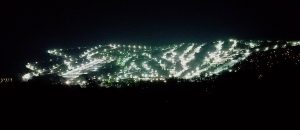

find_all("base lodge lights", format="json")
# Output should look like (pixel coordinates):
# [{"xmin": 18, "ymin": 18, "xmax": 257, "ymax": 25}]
[{"xmin": 22, "ymin": 39, "xmax": 300, "ymax": 86}]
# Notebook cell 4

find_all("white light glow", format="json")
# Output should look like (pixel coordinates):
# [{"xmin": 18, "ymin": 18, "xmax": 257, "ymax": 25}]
[{"xmin": 22, "ymin": 39, "xmax": 300, "ymax": 86}]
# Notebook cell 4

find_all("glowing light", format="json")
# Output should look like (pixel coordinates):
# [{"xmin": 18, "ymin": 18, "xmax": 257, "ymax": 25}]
[
  {"xmin": 65, "ymin": 80, "xmax": 71, "ymax": 85},
  {"xmin": 22, "ymin": 73, "xmax": 32, "ymax": 81},
  {"xmin": 249, "ymin": 42, "xmax": 257, "ymax": 48},
  {"xmin": 292, "ymin": 41, "xmax": 300, "ymax": 46},
  {"xmin": 264, "ymin": 47, "xmax": 269, "ymax": 51}
]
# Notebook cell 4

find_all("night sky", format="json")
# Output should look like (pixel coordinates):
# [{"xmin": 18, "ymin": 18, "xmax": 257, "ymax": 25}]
[{"xmin": 1, "ymin": 0, "xmax": 300, "ymax": 75}]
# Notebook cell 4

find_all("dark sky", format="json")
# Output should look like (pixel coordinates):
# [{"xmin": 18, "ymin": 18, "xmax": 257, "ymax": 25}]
[{"xmin": 1, "ymin": 0, "xmax": 300, "ymax": 75}]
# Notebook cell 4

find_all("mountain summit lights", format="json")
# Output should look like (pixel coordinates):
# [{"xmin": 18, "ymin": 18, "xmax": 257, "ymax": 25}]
[{"xmin": 22, "ymin": 39, "xmax": 300, "ymax": 86}]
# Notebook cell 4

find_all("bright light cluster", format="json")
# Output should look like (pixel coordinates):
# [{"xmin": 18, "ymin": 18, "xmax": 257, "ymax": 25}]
[{"xmin": 22, "ymin": 39, "xmax": 300, "ymax": 85}]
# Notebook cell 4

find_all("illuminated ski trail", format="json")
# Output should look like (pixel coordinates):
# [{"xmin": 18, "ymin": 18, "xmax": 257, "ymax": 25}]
[{"xmin": 22, "ymin": 39, "xmax": 300, "ymax": 85}]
